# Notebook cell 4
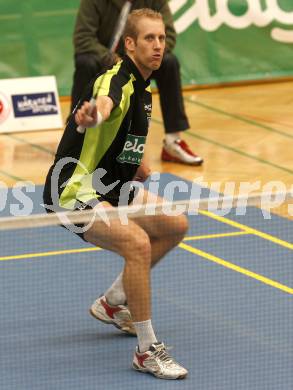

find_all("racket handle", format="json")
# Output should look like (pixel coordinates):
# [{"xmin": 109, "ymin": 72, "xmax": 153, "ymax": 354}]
[{"xmin": 76, "ymin": 97, "xmax": 97, "ymax": 134}]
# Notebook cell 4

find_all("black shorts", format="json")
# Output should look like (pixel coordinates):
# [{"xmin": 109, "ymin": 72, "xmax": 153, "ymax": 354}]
[{"xmin": 43, "ymin": 188, "xmax": 136, "ymax": 242}]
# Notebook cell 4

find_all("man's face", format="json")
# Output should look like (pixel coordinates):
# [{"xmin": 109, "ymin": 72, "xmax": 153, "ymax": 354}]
[{"xmin": 127, "ymin": 17, "xmax": 166, "ymax": 75}]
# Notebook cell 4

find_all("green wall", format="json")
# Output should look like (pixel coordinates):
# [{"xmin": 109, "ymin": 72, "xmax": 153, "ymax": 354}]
[
  {"xmin": 0, "ymin": 1, "xmax": 77, "ymax": 96},
  {"xmin": 1, "ymin": 1, "xmax": 293, "ymax": 96}
]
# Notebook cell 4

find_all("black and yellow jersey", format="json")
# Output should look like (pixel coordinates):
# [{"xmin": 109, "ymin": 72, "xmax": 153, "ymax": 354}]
[{"xmin": 44, "ymin": 56, "xmax": 152, "ymax": 209}]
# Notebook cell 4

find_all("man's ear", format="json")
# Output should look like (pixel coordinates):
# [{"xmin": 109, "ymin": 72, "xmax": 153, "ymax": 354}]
[{"xmin": 124, "ymin": 36, "xmax": 135, "ymax": 53}]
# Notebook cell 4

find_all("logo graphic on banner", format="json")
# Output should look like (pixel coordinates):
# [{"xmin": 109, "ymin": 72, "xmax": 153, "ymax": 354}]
[
  {"xmin": 117, "ymin": 134, "xmax": 146, "ymax": 165},
  {"xmin": 0, "ymin": 93, "xmax": 11, "ymax": 124},
  {"xmin": 12, "ymin": 92, "xmax": 58, "ymax": 117},
  {"xmin": 169, "ymin": 0, "xmax": 293, "ymax": 43}
]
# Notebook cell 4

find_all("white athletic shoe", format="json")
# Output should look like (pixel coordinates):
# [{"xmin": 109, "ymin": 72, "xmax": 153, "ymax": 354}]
[
  {"xmin": 133, "ymin": 341, "xmax": 188, "ymax": 379},
  {"xmin": 90, "ymin": 296, "xmax": 136, "ymax": 335},
  {"xmin": 161, "ymin": 138, "xmax": 203, "ymax": 165}
]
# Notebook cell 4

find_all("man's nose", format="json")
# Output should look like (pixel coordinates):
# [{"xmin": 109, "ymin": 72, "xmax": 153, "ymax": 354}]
[{"xmin": 154, "ymin": 37, "xmax": 162, "ymax": 49}]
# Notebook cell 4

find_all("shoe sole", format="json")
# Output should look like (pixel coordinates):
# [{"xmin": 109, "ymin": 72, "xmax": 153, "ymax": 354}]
[
  {"xmin": 162, "ymin": 156, "xmax": 204, "ymax": 166},
  {"xmin": 133, "ymin": 363, "xmax": 187, "ymax": 379},
  {"xmin": 89, "ymin": 308, "xmax": 136, "ymax": 336}
]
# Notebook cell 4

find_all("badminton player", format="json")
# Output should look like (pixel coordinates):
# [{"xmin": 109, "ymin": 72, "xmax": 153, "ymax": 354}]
[
  {"xmin": 70, "ymin": 0, "xmax": 203, "ymax": 166},
  {"xmin": 44, "ymin": 9, "xmax": 188, "ymax": 379}
]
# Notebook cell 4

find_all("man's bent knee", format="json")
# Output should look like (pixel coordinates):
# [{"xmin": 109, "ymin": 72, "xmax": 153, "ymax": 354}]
[
  {"xmin": 165, "ymin": 214, "xmax": 188, "ymax": 241},
  {"xmin": 117, "ymin": 230, "xmax": 152, "ymax": 262},
  {"xmin": 174, "ymin": 214, "xmax": 189, "ymax": 237}
]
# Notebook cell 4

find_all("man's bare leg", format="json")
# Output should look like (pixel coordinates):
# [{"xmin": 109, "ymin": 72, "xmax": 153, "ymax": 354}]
[
  {"xmin": 97, "ymin": 189, "xmax": 188, "ymax": 308},
  {"xmin": 83, "ymin": 201, "xmax": 152, "ymax": 321},
  {"xmin": 132, "ymin": 188, "xmax": 189, "ymax": 266},
  {"xmin": 84, "ymin": 196, "xmax": 188, "ymax": 378}
]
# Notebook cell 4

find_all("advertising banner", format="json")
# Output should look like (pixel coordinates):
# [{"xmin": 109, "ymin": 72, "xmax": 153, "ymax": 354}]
[
  {"xmin": 170, "ymin": 0, "xmax": 293, "ymax": 84},
  {"xmin": 0, "ymin": 76, "xmax": 63, "ymax": 133}
]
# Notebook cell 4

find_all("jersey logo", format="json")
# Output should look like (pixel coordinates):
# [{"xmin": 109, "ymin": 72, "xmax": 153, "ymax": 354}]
[{"xmin": 117, "ymin": 134, "xmax": 146, "ymax": 165}]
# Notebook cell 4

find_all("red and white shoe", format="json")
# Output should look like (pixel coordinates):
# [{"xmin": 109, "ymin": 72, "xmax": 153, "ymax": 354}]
[
  {"xmin": 161, "ymin": 139, "xmax": 203, "ymax": 165},
  {"xmin": 133, "ymin": 341, "xmax": 188, "ymax": 379},
  {"xmin": 90, "ymin": 296, "xmax": 136, "ymax": 335}
]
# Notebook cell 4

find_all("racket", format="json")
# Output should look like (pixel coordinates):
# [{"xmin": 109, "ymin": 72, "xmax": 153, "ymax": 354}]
[{"xmin": 76, "ymin": 0, "xmax": 133, "ymax": 134}]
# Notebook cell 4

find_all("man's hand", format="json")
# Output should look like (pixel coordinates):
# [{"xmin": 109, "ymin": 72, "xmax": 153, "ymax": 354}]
[
  {"xmin": 75, "ymin": 100, "xmax": 97, "ymax": 128},
  {"xmin": 75, "ymin": 96, "xmax": 113, "ymax": 128},
  {"xmin": 134, "ymin": 159, "xmax": 151, "ymax": 182}
]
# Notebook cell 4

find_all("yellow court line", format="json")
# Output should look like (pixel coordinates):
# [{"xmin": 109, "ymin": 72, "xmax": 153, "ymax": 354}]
[
  {"xmin": 179, "ymin": 242, "xmax": 293, "ymax": 295},
  {"xmin": 199, "ymin": 210, "xmax": 293, "ymax": 250},
  {"xmin": 0, "ymin": 231, "xmax": 248, "ymax": 262},
  {"xmin": 184, "ymin": 231, "xmax": 249, "ymax": 241},
  {"xmin": 0, "ymin": 247, "xmax": 101, "ymax": 262},
  {"xmin": 0, "ymin": 222, "xmax": 287, "ymax": 263}
]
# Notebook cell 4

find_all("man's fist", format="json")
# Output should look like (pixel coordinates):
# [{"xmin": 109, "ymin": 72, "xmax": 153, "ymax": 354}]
[{"xmin": 134, "ymin": 159, "xmax": 151, "ymax": 182}]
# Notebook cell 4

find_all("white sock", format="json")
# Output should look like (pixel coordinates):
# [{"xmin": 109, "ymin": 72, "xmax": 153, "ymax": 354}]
[
  {"xmin": 165, "ymin": 132, "xmax": 180, "ymax": 144},
  {"xmin": 104, "ymin": 272, "xmax": 126, "ymax": 306},
  {"xmin": 133, "ymin": 319, "xmax": 157, "ymax": 352}
]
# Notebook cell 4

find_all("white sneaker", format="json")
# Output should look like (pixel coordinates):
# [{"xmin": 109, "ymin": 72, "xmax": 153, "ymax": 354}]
[
  {"xmin": 133, "ymin": 341, "xmax": 188, "ymax": 379},
  {"xmin": 161, "ymin": 138, "xmax": 203, "ymax": 165},
  {"xmin": 90, "ymin": 296, "xmax": 136, "ymax": 335}
]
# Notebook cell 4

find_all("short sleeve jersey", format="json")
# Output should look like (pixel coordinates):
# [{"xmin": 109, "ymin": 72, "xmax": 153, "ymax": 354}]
[{"xmin": 48, "ymin": 56, "xmax": 152, "ymax": 209}]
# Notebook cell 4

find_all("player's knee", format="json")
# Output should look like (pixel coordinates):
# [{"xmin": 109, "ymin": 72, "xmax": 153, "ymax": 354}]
[
  {"xmin": 119, "ymin": 230, "xmax": 151, "ymax": 261},
  {"xmin": 174, "ymin": 214, "xmax": 189, "ymax": 239}
]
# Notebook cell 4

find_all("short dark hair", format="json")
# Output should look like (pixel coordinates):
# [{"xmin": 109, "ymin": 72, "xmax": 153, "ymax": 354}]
[{"xmin": 123, "ymin": 8, "xmax": 164, "ymax": 41}]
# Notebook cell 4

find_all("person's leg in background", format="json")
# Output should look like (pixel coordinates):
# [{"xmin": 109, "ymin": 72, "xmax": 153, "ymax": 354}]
[{"xmin": 152, "ymin": 52, "xmax": 204, "ymax": 166}]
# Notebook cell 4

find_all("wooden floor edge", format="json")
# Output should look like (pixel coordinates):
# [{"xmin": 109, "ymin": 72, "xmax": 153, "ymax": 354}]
[{"xmin": 59, "ymin": 76, "xmax": 293, "ymax": 101}]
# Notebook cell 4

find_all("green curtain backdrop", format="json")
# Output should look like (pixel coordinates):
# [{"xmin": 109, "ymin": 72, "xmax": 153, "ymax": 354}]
[
  {"xmin": 1, "ymin": 0, "xmax": 293, "ymax": 96},
  {"xmin": 0, "ymin": 0, "xmax": 77, "ymax": 96}
]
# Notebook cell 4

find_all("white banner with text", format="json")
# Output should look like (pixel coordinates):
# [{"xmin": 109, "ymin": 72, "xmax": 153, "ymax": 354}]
[{"xmin": 0, "ymin": 76, "xmax": 63, "ymax": 133}]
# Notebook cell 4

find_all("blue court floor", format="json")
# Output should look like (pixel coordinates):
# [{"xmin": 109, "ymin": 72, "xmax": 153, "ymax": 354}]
[{"xmin": 0, "ymin": 174, "xmax": 292, "ymax": 390}]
